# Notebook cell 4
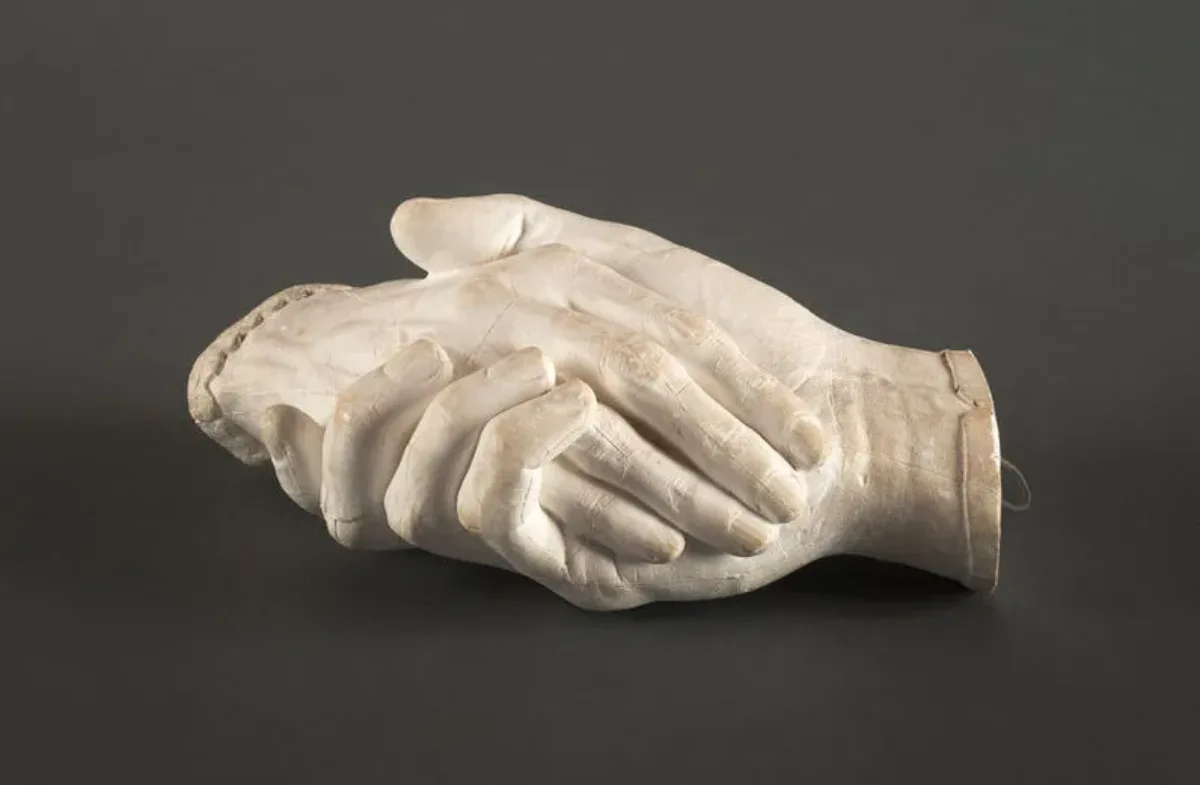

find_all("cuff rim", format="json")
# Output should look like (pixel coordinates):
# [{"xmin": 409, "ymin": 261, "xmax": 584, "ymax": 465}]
[
  {"xmin": 943, "ymin": 349, "xmax": 1003, "ymax": 593},
  {"xmin": 186, "ymin": 283, "xmax": 351, "ymax": 465}
]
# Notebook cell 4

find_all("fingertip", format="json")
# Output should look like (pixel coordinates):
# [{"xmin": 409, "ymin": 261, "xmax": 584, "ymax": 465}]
[
  {"xmin": 522, "ymin": 381, "xmax": 597, "ymax": 465},
  {"xmin": 787, "ymin": 417, "xmax": 829, "ymax": 470},
  {"xmin": 513, "ymin": 346, "xmax": 558, "ymax": 387},
  {"xmin": 388, "ymin": 197, "xmax": 433, "ymax": 253},
  {"xmin": 760, "ymin": 470, "xmax": 808, "ymax": 524},
  {"xmin": 406, "ymin": 335, "xmax": 448, "ymax": 357},
  {"xmin": 730, "ymin": 518, "xmax": 779, "ymax": 557},
  {"xmin": 262, "ymin": 404, "xmax": 317, "ymax": 460},
  {"xmin": 556, "ymin": 378, "xmax": 598, "ymax": 414},
  {"xmin": 383, "ymin": 338, "xmax": 453, "ymax": 384},
  {"xmin": 389, "ymin": 194, "xmax": 528, "ymax": 271},
  {"xmin": 651, "ymin": 529, "xmax": 687, "ymax": 563},
  {"xmin": 487, "ymin": 346, "xmax": 557, "ymax": 392}
]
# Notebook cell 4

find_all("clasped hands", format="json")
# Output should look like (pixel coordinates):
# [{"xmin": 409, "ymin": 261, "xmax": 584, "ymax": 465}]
[{"xmin": 191, "ymin": 194, "xmax": 1003, "ymax": 609}]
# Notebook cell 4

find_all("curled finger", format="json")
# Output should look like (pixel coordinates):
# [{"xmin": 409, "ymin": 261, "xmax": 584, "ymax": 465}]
[
  {"xmin": 563, "ymin": 403, "xmax": 780, "ymax": 556},
  {"xmin": 539, "ymin": 462, "xmax": 685, "ymax": 564},
  {"xmin": 319, "ymin": 339, "xmax": 453, "ymax": 548},
  {"xmin": 458, "ymin": 380, "xmax": 645, "ymax": 609}
]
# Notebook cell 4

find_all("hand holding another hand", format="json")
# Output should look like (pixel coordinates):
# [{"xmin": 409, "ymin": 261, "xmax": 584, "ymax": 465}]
[
  {"xmin": 189, "ymin": 194, "xmax": 1005, "ymax": 609},
  {"xmin": 190, "ymin": 241, "xmax": 832, "ymax": 608}
]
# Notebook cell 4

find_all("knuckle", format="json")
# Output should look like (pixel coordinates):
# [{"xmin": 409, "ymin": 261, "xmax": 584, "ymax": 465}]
[
  {"xmin": 330, "ymin": 401, "xmax": 366, "ymax": 432},
  {"xmin": 494, "ymin": 416, "xmax": 531, "ymax": 455},
  {"xmin": 477, "ymin": 415, "xmax": 521, "ymax": 459},
  {"xmin": 663, "ymin": 475, "xmax": 692, "ymax": 514},
  {"xmin": 700, "ymin": 417, "xmax": 743, "ymax": 454},
  {"xmin": 453, "ymin": 273, "xmax": 514, "ymax": 310},
  {"xmin": 421, "ymin": 391, "xmax": 458, "ymax": 427},
  {"xmin": 583, "ymin": 490, "xmax": 617, "ymax": 529},
  {"xmin": 593, "ymin": 406, "xmax": 642, "ymax": 455},
  {"xmin": 663, "ymin": 307, "xmax": 719, "ymax": 347},
  {"xmin": 604, "ymin": 335, "xmax": 679, "ymax": 386},
  {"xmin": 709, "ymin": 332, "xmax": 746, "ymax": 373},
  {"xmin": 475, "ymin": 417, "xmax": 502, "ymax": 452}
]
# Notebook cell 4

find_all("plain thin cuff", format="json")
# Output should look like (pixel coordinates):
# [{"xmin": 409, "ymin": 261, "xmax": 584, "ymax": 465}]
[{"xmin": 941, "ymin": 349, "xmax": 1003, "ymax": 592}]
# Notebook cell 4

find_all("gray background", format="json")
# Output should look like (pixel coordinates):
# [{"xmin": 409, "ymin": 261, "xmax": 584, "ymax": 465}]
[{"xmin": 2, "ymin": 1, "xmax": 1197, "ymax": 782}]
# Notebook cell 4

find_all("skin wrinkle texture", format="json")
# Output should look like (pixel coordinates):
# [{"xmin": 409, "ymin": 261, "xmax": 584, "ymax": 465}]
[{"xmin": 187, "ymin": 194, "xmax": 1003, "ymax": 610}]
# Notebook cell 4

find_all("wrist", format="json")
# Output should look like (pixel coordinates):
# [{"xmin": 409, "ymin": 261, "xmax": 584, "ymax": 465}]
[{"xmin": 824, "ymin": 340, "xmax": 1003, "ymax": 591}]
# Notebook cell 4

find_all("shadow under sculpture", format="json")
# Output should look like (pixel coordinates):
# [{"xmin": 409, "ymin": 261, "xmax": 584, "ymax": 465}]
[{"xmin": 187, "ymin": 194, "xmax": 1003, "ymax": 611}]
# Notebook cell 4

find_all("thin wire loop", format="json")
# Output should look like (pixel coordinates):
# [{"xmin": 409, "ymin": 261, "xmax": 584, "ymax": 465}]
[{"xmin": 1001, "ymin": 458, "xmax": 1032, "ymax": 512}]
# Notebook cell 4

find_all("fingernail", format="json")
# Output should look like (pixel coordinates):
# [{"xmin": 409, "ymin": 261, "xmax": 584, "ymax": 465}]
[
  {"xmin": 728, "ymin": 516, "xmax": 777, "ymax": 556},
  {"xmin": 502, "ymin": 347, "xmax": 555, "ymax": 384},
  {"xmin": 786, "ymin": 418, "xmax": 827, "ymax": 469},
  {"xmin": 637, "ymin": 529, "xmax": 687, "ymax": 564},
  {"xmin": 554, "ymin": 378, "xmax": 594, "ymax": 402},
  {"xmin": 760, "ymin": 470, "xmax": 807, "ymax": 523},
  {"xmin": 546, "ymin": 380, "xmax": 597, "ymax": 424},
  {"xmin": 383, "ymin": 340, "xmax": 448, "ymax": 383},
  {"xmin": 484, "ymin": 347, "xmax": 554, "ymax": 386}
]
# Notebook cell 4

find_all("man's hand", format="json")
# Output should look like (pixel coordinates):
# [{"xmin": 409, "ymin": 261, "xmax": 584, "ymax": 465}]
[
  {"xmin": 382, "ymin": 194, "xmax": 1005, "ymax": 601},
  {"xmin": 189, "ymin": 194, "xmax": 1004, "ymax": 609}
]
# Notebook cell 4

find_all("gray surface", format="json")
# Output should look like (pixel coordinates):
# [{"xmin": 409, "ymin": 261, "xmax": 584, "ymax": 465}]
[{"xmin": 2, "ymin": 1, "xmax": 1197, "ymax": 782}]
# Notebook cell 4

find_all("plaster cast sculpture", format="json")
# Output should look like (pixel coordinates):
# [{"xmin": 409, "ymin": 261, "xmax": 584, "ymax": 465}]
[{"xmin": 188, "ymin": 194, "xmax": 1005, "ymax": 610}]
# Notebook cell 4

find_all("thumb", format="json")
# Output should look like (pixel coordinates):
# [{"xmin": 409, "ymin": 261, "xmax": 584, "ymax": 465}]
[
  {"xmin": 389, "ymin": 193, "xmax": 664, "ymax": 274},
  {"xmin": 389, "ymin": 194, "xmax": 538, "ymax": 274}
]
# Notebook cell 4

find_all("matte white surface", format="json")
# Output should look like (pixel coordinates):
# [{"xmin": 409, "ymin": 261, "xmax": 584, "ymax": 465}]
[{"xmin": 189, "ymin": 195, "xmax": 1002, "ymax": 610}]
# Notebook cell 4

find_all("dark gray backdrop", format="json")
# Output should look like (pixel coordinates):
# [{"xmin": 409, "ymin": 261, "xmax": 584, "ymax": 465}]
[{"xmin": 2, "ymin": 2, "xmax": 1197, "ymax": 782}]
